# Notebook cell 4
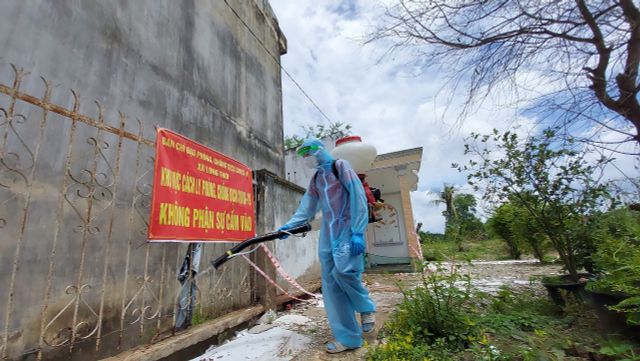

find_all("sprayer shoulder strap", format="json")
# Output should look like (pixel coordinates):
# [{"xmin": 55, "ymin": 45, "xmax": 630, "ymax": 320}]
[{"xmin": 312, "ymin": 160, "xmax": 339, "ymax": 184}]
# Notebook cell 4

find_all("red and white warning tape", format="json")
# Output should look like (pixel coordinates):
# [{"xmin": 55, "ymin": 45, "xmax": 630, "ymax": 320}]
[
  {"xmin": 242, "ymin": 229, "xmax": 423, "ymax": 304},
  {"xmin": 238, "ymin": 241, "xmax": 320, "ymax": 303},
  {"xmin": 240, "ymin": 254, "xmax": 306, "ymax": 302},
  {"xmin": 259, "ymin": 244, "xmax": 320, "ymax": 299}
]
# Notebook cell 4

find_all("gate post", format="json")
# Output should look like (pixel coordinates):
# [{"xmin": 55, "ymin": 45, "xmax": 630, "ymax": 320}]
[{"xmin": 253, "ymin": 170, "xmax": 277, "ymax": 310}]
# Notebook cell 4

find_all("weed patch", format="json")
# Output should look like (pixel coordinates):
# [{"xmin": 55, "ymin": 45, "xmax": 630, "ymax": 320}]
[{"xmin": 367, "ymin": 266, "xmax": 639, "ymax": 360}]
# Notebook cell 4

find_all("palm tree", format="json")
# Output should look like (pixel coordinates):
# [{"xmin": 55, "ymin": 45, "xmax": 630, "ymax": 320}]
[
  {"xmin": 439, "ymin": 185, "xmax": 457, "ymax": 224},
  {"xmin": 432, "ymin": 184, "xmax": 463, "ymax": 251}
]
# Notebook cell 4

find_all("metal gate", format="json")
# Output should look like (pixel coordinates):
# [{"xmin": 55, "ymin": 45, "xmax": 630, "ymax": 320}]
[{"xmin": 0, "ymin": 64, "xmax": 254, "ymax": 360}]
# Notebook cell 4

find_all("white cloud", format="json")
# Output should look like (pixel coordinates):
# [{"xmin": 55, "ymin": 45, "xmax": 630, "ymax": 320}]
[{"xmin": 269, "ymin": 0, "xmax": 638, "ymax": 233}]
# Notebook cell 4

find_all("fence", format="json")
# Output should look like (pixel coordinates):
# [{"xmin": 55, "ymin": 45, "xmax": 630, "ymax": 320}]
[{"xmin": 0, "ymin": 64, "xmax": 258, "ymax": 360}]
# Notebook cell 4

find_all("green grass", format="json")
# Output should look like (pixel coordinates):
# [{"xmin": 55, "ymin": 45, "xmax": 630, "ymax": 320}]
[
  {"xmin": 191, "ymin": 305, "xmax": 211, "ymax": 326},
  {"xmin": 422, "ymin": 238, "xmax": 513, "ymax": 262}
]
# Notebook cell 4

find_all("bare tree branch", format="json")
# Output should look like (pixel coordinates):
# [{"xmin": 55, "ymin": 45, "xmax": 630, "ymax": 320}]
[{"xmin": 368, "ymin": 0, "xmax": 640, "ymax": 149}]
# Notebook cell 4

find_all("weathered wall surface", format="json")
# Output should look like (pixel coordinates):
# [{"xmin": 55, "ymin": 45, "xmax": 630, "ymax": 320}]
[
  {"xmin": 0, "ymin": 1, "xmax": 289, "ymax": 360},
  {"xmin": 0, "ymin": 0, "xmax": 286, "ymax": 172}
]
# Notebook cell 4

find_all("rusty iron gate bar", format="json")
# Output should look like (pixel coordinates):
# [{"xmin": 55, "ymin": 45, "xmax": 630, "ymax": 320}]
[
  {"xmin": 0, "ymin": 64, "xmax": 254, "ymax": 361},
  {"xmin": 0, "ymin": 76, "xmax": 154, "ymax": 148}
]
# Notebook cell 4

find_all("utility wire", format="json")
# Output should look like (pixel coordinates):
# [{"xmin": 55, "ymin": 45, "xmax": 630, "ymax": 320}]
[{"xmin": 222, "ymin": 0, "xmax": 334, "ymax": 125}]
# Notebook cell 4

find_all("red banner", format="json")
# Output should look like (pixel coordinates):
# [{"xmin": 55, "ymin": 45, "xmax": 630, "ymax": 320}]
[{"xmin": 148, "ymin": 128, "xmax": 255, "ymax": 242}]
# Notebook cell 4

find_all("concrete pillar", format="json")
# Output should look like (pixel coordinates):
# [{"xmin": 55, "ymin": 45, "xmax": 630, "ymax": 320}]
[
  {"xmin": 254, "ymin": 171, "xmax": 278, "ymax": 310},
  {"xmin": 395, "ymin": 166, "xmax": 421, "ymax": 266}
]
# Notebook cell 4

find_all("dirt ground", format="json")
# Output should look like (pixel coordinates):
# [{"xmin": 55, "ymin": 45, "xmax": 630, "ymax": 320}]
[
  {"xmin": 192, "ymin": 260, "xmax": 564, "ymax": 360},
  {"xmin": 277, "ymin": 260, "xmax": 563, "ymax": 361}
]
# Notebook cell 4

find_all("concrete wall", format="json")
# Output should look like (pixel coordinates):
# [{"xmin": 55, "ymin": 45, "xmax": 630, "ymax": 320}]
[
  {"xmin": 0, "ymin": 0, "xmax": 286, "ymax": 173},
  {"xmin": 0, "ymin": 1, "xmax": 289, "ymax": 360}
]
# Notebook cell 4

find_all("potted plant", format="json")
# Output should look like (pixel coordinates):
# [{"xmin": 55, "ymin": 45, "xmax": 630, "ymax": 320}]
[
  {"xmin": 585, "ymin": 208, "xmax": 640, "ymax": 338},
  {"xmin": 458, "ymin": 129, "xmax": 611, "ymax": 304}
]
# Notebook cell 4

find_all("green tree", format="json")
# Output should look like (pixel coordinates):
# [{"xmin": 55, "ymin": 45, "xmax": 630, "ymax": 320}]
[
  {"xmin": 487, "ymin": 202, "xmax": 523, "ymax": 260},
  {"xmin": 510, "ymin": 197, "xmax": 550, "ymax": 263},
  {"xmin": 487, "ymin": 197, "xmax": 551, "ymax": 262},
  {"xmin": 434, "ymin": 187, "xmax": 485, "ymax": 250},
  {"xmin": 454, "ymin": 193, "xmax": 485, "ymax": 241},
  {"xmin": 459, "ymin": 129, "xmax": 612, "ymax": 280},
  {"xmin": 284, "ymin": 122, "xmax": 352, "ymax": 150},
  {"xmin": 439, "ymin": 185, "xmax": 457, "ymax": 225}
]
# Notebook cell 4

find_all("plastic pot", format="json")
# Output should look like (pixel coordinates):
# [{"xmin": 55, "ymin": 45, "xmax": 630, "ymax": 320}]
[
  {"xmin": 541, "ymin": 273, "xmax": 592, "ymax": 306},
  {"xmin": 584, "ymin": 288, "xmax": 640, "ymax": 340}
]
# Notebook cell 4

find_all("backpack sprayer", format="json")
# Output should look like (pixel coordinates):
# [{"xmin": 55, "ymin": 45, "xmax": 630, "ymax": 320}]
[{"xmin": 212, "ymin": 223, "xmax": 312, "ymax": 269}]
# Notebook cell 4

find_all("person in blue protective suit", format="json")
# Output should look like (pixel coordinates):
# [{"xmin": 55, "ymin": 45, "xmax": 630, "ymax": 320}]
[{"xmin": 278, "ymin": 138, "xmax": 376, "ymax": 354}]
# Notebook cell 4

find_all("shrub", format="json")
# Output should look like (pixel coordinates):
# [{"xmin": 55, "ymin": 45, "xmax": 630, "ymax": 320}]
[
  {"xmin": 366, "ymin": 334, "xmax": 451, "ymax": 361},
  {"xmin": 487, "ymin": 203, "xmax": 524, "ymax": 259},
  {"xmin": 587, "ymin": 208, "xmax": 640, "ymax": 324},
  {"xmin": 479, "ymin": 288, "xmax": 562, "ymax": 333},
  {"xmin": 367, "ymin": 265, "xmax": 480, "ymax": 359},
  {"xmin": 383, "ymin": 264, "xmax": 480, "ymax": 350}
]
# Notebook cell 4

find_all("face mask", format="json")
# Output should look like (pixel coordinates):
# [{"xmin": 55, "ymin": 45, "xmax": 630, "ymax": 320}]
[{"xmin": 303, "ymin": 156, "xmax": 318, "ymax": 169}]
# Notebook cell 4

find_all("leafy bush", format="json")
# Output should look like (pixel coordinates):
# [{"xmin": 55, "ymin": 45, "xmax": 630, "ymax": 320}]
[
  {"xmin": 587, "ymin": 208, "xmax": 640, "ymax": 324},
  {"xmin": 479, "ymin": 288, "xmax": 562, "ymax": 334},
  {"xmin": 368, "ymin": 268, "xmax": 639, "ymax": 360},
  {"xmin": 598, "ymin": 340, "xmax": 640, "ymax": 361},
  {"xmin": 367, "ymin": 264, "xmax": 482, "ymax": 360},
  {"xmin": 419, "ymin": 231, "xmax": 446, "ymax": 243},
  {"xmin": 383, "ymin": 264, "xmax": 480, "ymax": 349},
  {"xmin": 487, "ymin": 203, "xmax": 524, "ymax": 259},
  {"xmin": 366, "ymin": 334, "xmax": 452, "ymax": 361}
]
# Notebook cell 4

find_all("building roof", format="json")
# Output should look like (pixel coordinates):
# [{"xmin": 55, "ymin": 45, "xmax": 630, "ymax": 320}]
[
  {"xmin": 371, "ymin": 147, "xmax": 423, "ymax": 172},
  {"xmin": 367, "ymin": 147, "xmax": 423, "ymax": 193},
  {"xmin": 375, "ymin": 147, "xmax": 423, "ymax": 162}
]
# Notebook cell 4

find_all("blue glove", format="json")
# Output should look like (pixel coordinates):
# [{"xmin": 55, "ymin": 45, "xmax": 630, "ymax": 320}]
[
  {"xmin": 351, "ymin": 234, "xmax": 365, "ymax": 256},
  {"xmin": 277, "ymin": 225, "xmax": 291, "ymax": 239}
]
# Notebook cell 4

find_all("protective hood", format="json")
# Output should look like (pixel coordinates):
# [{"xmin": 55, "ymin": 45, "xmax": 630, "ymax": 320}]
[{"xmin": 299, "ymin": 138, "xmax": 334, "ymax": 169}]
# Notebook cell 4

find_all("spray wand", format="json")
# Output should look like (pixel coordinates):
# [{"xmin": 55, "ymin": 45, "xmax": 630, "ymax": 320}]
[{"xmin": 212, "ymin": 223, "xmax": 312, "ymax": 269}]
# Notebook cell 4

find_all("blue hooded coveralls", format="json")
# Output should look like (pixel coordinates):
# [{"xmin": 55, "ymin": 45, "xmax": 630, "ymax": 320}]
[{"xmin": 279, "ymin": 138, "xmax": 376, "ymax": 348}]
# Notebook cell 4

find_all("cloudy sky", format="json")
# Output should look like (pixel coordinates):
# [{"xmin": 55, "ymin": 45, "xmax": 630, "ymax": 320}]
[{"xmin": 268, "ymin": 0, "xmax": 638, "ymax": 233}]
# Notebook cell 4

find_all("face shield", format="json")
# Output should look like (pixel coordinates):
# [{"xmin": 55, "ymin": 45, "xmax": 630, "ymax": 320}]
[
  {"xmin": 298, "ymin": 144, "xmax": 321, "ymax": 169},
  {"xmin": 296, "ymin": 144, "xmax": 320, "ymax": 157}
]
